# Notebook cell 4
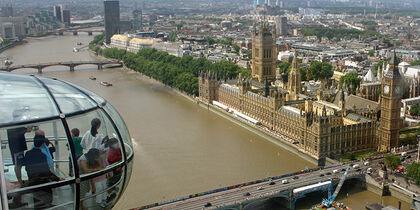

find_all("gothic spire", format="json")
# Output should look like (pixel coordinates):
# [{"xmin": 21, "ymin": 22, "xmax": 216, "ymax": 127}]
[
  {"xmin": 340, "ymin": 88, "xmax": 345, "ymax": 101},
  {"xmin": 384, "ymin": 49, "xmax": 401, "ymax": 79}
]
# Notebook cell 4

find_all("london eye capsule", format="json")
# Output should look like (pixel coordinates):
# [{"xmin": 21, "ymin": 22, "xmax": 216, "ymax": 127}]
[{"xmin": 0, "ymin": 72, "xmax": 133, "ymax": 209}]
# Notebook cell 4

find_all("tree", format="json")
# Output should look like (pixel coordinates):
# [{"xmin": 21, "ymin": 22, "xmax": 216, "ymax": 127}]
[
  {"xmin": 410, "ymin": 104, "xmax": 420, "ymax": 116},
  {"xmin": 2, "ymin": 39, "xmax": 11, "ymax": 45},
  {"xmin": 279, "ymin": 62, "xmax": 308, "ymax": 81},
  {"xmin": 239, "ymin": 68, "xmax": 251, "ymax": 78},
  {"xmin": 309, "ymin": 61, "xmax": 333, "ymax": 81},
  {"xmin": 278, "ymin": 62, "xmax": 291, "ymax": 74},
  {"xmin": 405, "ymin": 162, "xmax": 420, "ymax": 185},
  {"xmin": 206, "ymin": 36, "xmax": 215, "ymax": 45},
  {"xmin": 384, "ymin": 154, "xmax": 401, "ymax": 170},
  {"xmin": 168, "ymin": 31, "xmax": 177, "ymax": 42},
  {"xmin": 301, "ymin": 27, "xmax": 381, "ymax": 40},
  {"xmin": 173, "ymin": 23, "xmax": 183, "ymax": 30},
  {"xmin": 232, "ymin": 44, "xmax": 240, "ymax": 54},
  {"xmin": 368, "ymin": 50, "xmax": 375, "ymax": 56},
  {"xmin": 113, "ymin": 48, "xmax": 247, "ymax": 96},
  {"xmin": 174, "ymin": 72, "xmax": 198, "ymax": 95},
  {"xmin": 411, "ymin": 60, "xmax": 420, "ymax": 66},
  {"xmin": 91, "ymin": 34, "xmax": 105, "ymax": 45},
  {"xmin": 340, "ymin": 72, "xmax": 362, "ymax": 94}
]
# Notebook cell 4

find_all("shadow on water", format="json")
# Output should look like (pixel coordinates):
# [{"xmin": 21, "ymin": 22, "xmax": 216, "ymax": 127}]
[{"xmin": 242, "ymin": 179, "xmax": 366, "ymax": 210}]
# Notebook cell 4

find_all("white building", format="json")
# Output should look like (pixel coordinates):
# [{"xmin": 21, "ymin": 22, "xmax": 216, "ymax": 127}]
[{"xmin": 110, "ymin": 34, "xmax": 130, "ymax": 49}]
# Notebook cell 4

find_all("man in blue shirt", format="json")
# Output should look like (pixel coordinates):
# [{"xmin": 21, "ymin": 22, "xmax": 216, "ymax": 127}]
[{"xmin": 25, "ymin": 130, "xmax": 60, "ymax": 209}]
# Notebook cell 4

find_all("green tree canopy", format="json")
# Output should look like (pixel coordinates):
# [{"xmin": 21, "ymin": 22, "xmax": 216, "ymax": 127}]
[
  {"xmin": 168, "ymin": 31, "xmax": 177, "ymax": 42},
  {"xmin": 279, "ymin": 62, "xmax": 291, "ymax": 74},
  {"xmin": 100, "ymin": 47, "xmax": 249, "ymax": 96},
  {"xmin": 232, "ymin": 44, "xmax": 240, "ymax": 54},
  {"xmin": 309, "ymin": 61, "xmax": 333, "ymax": 81},
  {"xmin": 339, "ymin": 72, "xmax": 362, "ymax": 94},
  {"xmin": 410, "ymin": 104, "xmax": 420, "ymax": 116},
  {"xmin": 405, "ymin": 162, "xmax": 420, "ymax": 185},
  {"xmin": 301, "ymin": 27, "xmax": 381, "ymax": 40},
  {"xmin": 90, "ymin": 34, "xmax": 105, "ymax": 45},
  {"xmin": 385, "ymin": 154, "xmax": 401, "ymax": 170},
  {"xmin": 411, "ymin": 60, "xmax": 420, "ymax": 66},
  {"xmin": 360, "ymin": 20, "xmax": 378, "ymax": 25},
  {"xmin": 278, "ymin": 62, "xmax": 308, "ymax": 81}
]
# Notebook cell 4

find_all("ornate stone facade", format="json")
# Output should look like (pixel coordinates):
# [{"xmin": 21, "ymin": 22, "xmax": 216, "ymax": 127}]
[
  {"xmin": 198, "ymin": 47, "xmax": 403, "ymax": 164},
  {"xmin": 198, "ymin": 71, "xmax": 219, "ymax": 103},
  {"xmin": 251, "ymin": 22, "xmax": 277, "ymax": 83},
  {"xmin": 377, "ymin": 52, "xmax": 403, "ymax": 152},
  {"xmin": 199, "ymin": 73, "xmax": 377, "ymax": 164}
]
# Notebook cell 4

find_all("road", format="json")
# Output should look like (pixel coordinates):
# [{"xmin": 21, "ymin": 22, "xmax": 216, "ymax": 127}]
[{"xmin": 145, "ymin": 160, "xmax": 370, "ymax": 210}]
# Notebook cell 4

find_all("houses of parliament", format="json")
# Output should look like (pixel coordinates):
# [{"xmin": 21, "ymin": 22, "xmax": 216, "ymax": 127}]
[{"xmin": 198, "ymin": 22, "xmax": 403, "ymax": 164}]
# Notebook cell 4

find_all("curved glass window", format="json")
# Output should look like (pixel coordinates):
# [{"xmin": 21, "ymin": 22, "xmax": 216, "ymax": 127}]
[
  {"xmin": 0, "ymin": 74, "xmax": 59, "ymax": 126},
  {"xmin": 0, "ymin": 72, "xmax": 133, "ymax": 210},
  {"xmin": 38, "ymin": 77, "xmax": 97, "ymax": 114}
]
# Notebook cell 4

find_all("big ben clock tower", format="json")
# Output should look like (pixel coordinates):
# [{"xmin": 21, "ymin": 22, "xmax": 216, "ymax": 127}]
[{"xmin": 378, "ymin": 51, "xmax": 402, "ymax": 152}]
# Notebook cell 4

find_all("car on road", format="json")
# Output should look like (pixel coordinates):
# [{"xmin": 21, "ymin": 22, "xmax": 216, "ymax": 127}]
[
  {"xmin": 341, "ymin": 168, "xmax": 346, "ymax": 172},
  {"xmin": 293, "ymin": 176, "xmax": 299, "ymax": 180},
  {"xmin": 269, "ymin": 181, "xmax": 275, "ymax": 185},
  {"xmin": 319, "ymin": 174, "xmax": 324, "ymax": 177},
  {"xmin": 356, "ymin": 168, "xmax": 361, "ymax": 172},
  {"xmin": 244, "ymin": 192, "xmax": 251, "ymax": 196},
  {"xmin": 204, "ymin": 202, "xmax": 212, "ymax": 207},
  {"xmin": 257, "ymin": 186, "xmax": 264, "ymax": 190},
  {"xmin": 326, "ymin": 172, "xmax": 332, "ymax": 175},
  {"xmin": 282, "ymin": 179, "xmax": 289, "ymax": 184},
  {"xmin": 333, "ymin": 169, "xmax": 339, "ymax": 174}
]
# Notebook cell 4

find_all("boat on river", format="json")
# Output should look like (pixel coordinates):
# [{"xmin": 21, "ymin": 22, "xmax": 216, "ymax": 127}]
[
  {"xmin": 312, "ymin": 202, "xmax": 351, "ymax": 210},
  {"xmin": 4, "ymin": 59, "xmax": 13, "ymax": 66},
  {"xmin": 100, "ymin": 81, "xmax": 112, "ymax": 86}
]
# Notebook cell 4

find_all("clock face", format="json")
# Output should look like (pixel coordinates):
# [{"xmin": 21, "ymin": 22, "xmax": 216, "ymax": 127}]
[
  {"xmin": 395, "ymin": 86, "xmax": 400, "ymax": 94},
  {"xmin": 384, "ymin": 85, "xmax": 390, "ymax": 94}
]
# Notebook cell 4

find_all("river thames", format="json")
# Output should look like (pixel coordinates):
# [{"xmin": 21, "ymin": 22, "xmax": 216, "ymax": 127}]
[{"xmin": 2, "ymin": 33, "xmax": 410, "ymax": 209}]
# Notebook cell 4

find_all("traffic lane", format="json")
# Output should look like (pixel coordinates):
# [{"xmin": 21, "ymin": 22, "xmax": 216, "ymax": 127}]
[
  {"xmin": 169, "ymin": 176, "xmax": 328, "ymax": 210},
  {"xmin": 170, "ymin": 171, "xmax": 365, "ymax": 210},
  {"xmin": 152, "ymin": 164, "xmax": 365, "ymax": 209},
  {"xmin": 161, "ymin": 167, "xmax": 361, "ymax": 209}
]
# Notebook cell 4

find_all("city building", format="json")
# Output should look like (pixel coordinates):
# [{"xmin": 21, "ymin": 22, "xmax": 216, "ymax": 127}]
[
  {"xmin": 110, "ymin": 34, "xmax": 181, "ymax": 56},
  {"xmin": 53, "ymin": 5, "xmax": 63, "ymax": 22},
  {"xmin": 199, "ymin": 63, "xmax": 377, "ymax": 164},
  {"xmin": 104, "ymin": 0, "xmax": 120, "ymax": 44},
  {"xmin": 1, "ymin": 22, "xmax": 15, "ymax": 39},
  {"xmin": 0, "ymin": 17, "xmax": 26, "ymax": 39},
  {"xmin": 0, "ymin": 6, "xmax": 13, "ymax": 17},
  {"xmin": 251, "ymin": 22, "xmax": 277, "ymax": 82},
  {"xmin": 377, "ymin": 52, "xmax": 403, "ymax": 153},
  {"xmin": 62, "ymin": 10, "xmax": 71, "ymax": 26},
  {"xmin": 132, "ymin": 9, "xmax": 142, "ymax": 31},
  {"xmin": 198, "ymin": 24, "xmax": 404, "ymax": 163},
  {"xmin": 276, "ymin": 16, "xmax": 288, "ymax": 36}
]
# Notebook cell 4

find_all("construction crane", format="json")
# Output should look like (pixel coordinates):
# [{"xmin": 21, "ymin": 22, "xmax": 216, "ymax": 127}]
[{"xmin": 321, "ymin": 167, "xmax": 350, "ymax": 207}]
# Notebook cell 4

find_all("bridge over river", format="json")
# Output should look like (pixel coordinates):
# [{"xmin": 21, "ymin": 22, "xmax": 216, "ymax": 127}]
[
  {"xmin": 0, "ymin": 60, "xmax": 122, "ymax": 73},
  {"xmin": 135, "ymin": 159, "xmax": 374, "ymax": 210}
]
